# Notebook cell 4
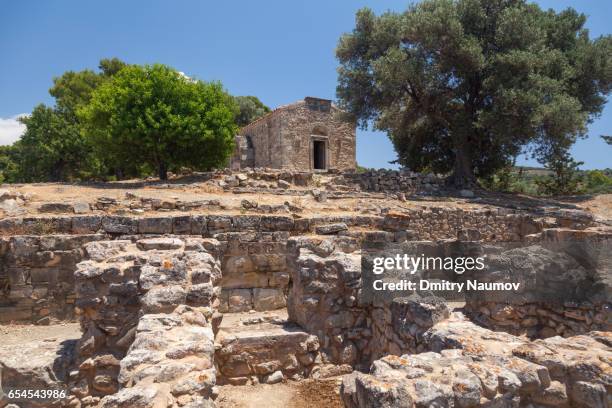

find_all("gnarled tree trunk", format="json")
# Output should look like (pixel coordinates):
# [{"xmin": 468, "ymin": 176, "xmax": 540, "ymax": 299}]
[
  {"xmin": 158, "ymin": 162, "xmax": 168, "ymax": 180},
  {"xmin": 447, "ymin": 134, "xmax": 477, "ymax": 188}
]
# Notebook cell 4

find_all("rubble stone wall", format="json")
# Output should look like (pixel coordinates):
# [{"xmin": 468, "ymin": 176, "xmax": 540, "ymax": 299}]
[
  {"xmin": 0, "ymin": 209, "xmax": 569, "ymax": 240},
  {"xmin": 214, "ymin": 320, "xmax": 321, "ymax": 385},
  {"xmin": 0, "ymin": 209, "xmax": 595, "ymax": 323},
  {"xmin": 464, "ymin": 231, "xmax": 612, "ymax": 338},
  {"xmin": 287, "ymin": 231, "xmax": 611, "ymax": 368},
  {"xmin": 0, "ymin": 234, "xmax": 106, "ymax": 323},
  {"xmin": 72, "ymin": 237, "xmax": 222, "ymax": 407},
  {"xmin": 286, "ymin": 236, "xmax": 450, "ymax": 370},
  {"xmin": 340, "ymin": 169, "xmax": 445, "ymax": 193},
  {"xmin": 342, "ymin": 315, "xmax": 612, "ymax": 408}
]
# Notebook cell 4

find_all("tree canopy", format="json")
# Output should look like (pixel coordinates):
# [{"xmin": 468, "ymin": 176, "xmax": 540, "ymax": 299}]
[
  {"xmin": 78, "ymin": 64, "xmax": 238, "ymax": 180},
  {"xmin": 336, "ymin": 0, "xmax": 612, "ymax": 187},
  {"xmin": 5, "ymin": 58, "xmax": 127, "ymax": 182},
  {"xmin": 233, "ymin": 96, "xmax": 270, "ymax": 127}
]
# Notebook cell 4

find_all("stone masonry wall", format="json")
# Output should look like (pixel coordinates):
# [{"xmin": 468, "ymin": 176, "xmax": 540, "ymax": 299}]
[
  {"xmin": 342, "ymin": 315, "xmax": 612, "ymax": 408},
  {"xmin": 72, "ymin": 237, "xmax": 222, "ymax": 407},
  {"xmin": 464, "ymin": 229, "xmax": 612, "ymax": 338},
  {"xmin": 0, "ymin": 234, "xmax": 106, "ymax": 324},
  {"xmin": 215, "ymin": 232, "xmax": 289, "ymax": 313},
  {"xmin": 286, "ymin": 235, "xmax": 450, "ymax": 370},
  {"xmin": 237, "ymin": 99, "xmax": 356, "ymax": 171},
  {"xmin": 0, "ymin": 209, "xmax": 594, "ymax": 323},
  {"xmin": 278, "ymin": 102, "xmax": 356, "ymax": 171},
  {"xmin": 340, "ymin": 169, "xmax": 445, "ymax": 194}
]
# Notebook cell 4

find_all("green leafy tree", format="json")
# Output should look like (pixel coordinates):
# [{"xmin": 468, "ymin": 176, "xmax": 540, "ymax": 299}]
[
  {"xmin": 49, "ymin": 58, "xmax": 128, "ymax": 118},
  {"xmin": 233, "ymin": 96, "xmax": 270, "ymax": 127},
  {"xmin": 336, "ymin": 0, "xmax": 612, "ymax": 187},
  {"xmin": 0, "ymin": 145, "xmax": 18, "ymax": 183},
  {"xmin": 12, "ymin": 105, "xmax": 94, "ymax": 181},
  {"xmin": 535, "ymin": 148, "xmax": 584, "ymax": 196},
  {"xmin": 602, "ymin": 135, "xmax": 612, "ymax": 145},
  {"xmin": 583, "ymin": 169, "xmax": 612, "ymax": 194},
  {"xmin": 79, "ymin": 64, "xmax": 237, "ymax": 180},
  {"xmin": 9, "ymin": 58, "xmax": 127, "ymax": 182}
]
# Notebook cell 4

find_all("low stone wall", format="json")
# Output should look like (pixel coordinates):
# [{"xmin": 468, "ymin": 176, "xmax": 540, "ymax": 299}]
[
  {"xmin": 72, "ymin": 237, "xmax": 222, "ymax": 407},
  {"xmin": 340, "ymin": 169, "xmax": 444, "ymax": 194},
  {"xmin": 216, "ymin": 168, "xmax": 445, "ymax": 195},
  {"xmin": 2, "ymin": 207, "xmax": 589, "ymax": 239},
  {"xmin": 214, "ymin": 319, "xmax": 321, "ymax": 385},
  {"xmin": 463, "ymin": 232, "xmax": 611, "ymax": 338}
]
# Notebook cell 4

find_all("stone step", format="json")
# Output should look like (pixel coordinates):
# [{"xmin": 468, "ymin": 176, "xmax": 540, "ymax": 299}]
[{"xmin": 214, "ymin": 310, "xmax": 320, "ymax": 385}]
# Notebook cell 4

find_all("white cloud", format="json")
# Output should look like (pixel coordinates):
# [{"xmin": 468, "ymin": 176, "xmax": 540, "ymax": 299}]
[{"xmin": 0, "ymin": 114, "xmax": 27, "ymax": 146}]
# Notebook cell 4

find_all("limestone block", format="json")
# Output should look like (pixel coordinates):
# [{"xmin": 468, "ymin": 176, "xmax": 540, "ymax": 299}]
[
  {"xmin": 137, "ymin": 217, "xmax": 173, "ymax": 234},
  {"xmin": 253, "ymin": 288, "xmax": 286, "ymax": 311},
  {"xmin": 228, "ymin": 289, "xmax": 253, "ymax": 312}
]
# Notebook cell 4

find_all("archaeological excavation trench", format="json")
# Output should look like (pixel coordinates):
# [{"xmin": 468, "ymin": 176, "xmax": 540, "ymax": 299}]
[{"xmin": 0, "ymin": 186, "xmax": 610, "ymax": 407}]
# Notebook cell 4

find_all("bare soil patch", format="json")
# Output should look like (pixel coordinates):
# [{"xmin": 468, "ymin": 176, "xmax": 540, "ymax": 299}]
[
  {"xmin": 0, "ymin": 322, "xmax": 80, "ymax": 346},
  {"xmin": 216, "ymin": 378, "xmax": 343, "ymax": 408}
]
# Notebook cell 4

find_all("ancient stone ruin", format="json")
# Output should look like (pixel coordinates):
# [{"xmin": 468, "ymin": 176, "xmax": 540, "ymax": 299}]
[{"xmin": 0, "ymin": 170, "xmax": 610, "ymax": 407}]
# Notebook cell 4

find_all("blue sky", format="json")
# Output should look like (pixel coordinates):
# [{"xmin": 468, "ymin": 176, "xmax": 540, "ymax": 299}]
[{"xmin": 0, "ymin": 0, "xmax": 610, "ymax": 169}]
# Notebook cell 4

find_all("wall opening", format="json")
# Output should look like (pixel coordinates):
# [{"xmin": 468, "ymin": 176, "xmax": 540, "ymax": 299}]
[{"xmin": 313, "ymin": 140, "xmax": 326, "ymax": 170}]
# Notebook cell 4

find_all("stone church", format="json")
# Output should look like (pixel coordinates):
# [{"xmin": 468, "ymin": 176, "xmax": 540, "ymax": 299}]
[{"xmin": 230, "ymin": 97, "xmax": 356, "ymax": 171}]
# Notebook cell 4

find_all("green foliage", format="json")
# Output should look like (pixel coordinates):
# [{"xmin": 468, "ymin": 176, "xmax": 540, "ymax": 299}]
[
  {"xmin": 79, "ymin": 64, "xmax": 238, "ymax": 180},
  {"xmin": 355, "ymin": 164, "xmax": 371, "ymax": 174},
  {"xmin": 234, "ymin": 96, "xmax": 270, "ymax": 127},
  {"xmin": 0, "ymin": 145, "xmax": 18, "ymax": 183},
  {"xmin": 6, "ymin": 58, "xmax": 128, "ymax": 182},
  {"xmin": 582, "ymin": 169, "xmax": 612, "ymax": 194},
  {"xmin": 480, "ymin": 164, "xmax": 519, "ymax": 192},
  {"xmin": 10, "ymin": 105, "xmax": 99, "ymax": 182},
  {"xmin": 602, "ymin": 135, "xmax": 612, "ymax": 145},
  {"xmin": 535, "ymin": 150, "xmax": 584, "ymax": 196},
  {"xmin": 336, "ymin": 1, "xmax": 612, "ymax": 187},
  {"xmin": 481, "ymin": 165, "xmax": 612, "ymax": 196}
]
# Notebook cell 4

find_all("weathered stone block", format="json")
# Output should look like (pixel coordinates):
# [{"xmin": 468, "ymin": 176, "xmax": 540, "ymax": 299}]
[
  {"xmin": 253, "ymin": 288, "xmax": 286, "ymax": 310},
  {"xmin": 137, "ymin": 217, "xmax": 172, "ymax": 234}
]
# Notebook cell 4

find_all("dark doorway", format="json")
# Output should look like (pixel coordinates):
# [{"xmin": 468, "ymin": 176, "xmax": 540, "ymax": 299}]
[{"xmin": 313, "ymin": 140, "xmax": 326, "ymax": 170}]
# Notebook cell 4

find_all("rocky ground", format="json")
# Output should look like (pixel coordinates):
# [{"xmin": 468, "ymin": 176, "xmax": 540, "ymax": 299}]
[{"xmin": 1, "ymin": 169, "xmax": 609, "ymax": 222}]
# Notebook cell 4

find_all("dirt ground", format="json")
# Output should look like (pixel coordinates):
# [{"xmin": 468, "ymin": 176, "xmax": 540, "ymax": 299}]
[
  {"xmin": 576, "ymin": 193, "xmax": 612, "ymax": 220},
  {"xmin": 5, "ymin": 173, "xmax": 611, "ymax": 220},
  {"xmin": 217, "ymin": 378, "xmax": 343, "ymax": 408},
  {"xmin": 5, "ymin": 181, "xmax": 484, "ymax": 216},
  {"xmin": 0, "ymin": 322, "xmax": 81, "ymax": 346}
]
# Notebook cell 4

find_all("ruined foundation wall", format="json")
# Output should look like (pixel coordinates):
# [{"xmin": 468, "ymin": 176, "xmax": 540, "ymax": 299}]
[
  {"xmin": 286, "ymin": 236, "xmax": 451, "ymax": 370},
  {"xmin": 72, "ymin": 237, "xmax": 222, "ymax": 407},
  {"xmin": 215, "ymin": 231, "xmax": 290, "ymax": 313},
  {"xmin": 0, "ymin": 234, "xmax": 106, "ymax": 323},
  {"xmin": 0, "ymin": 209, "xmax": 595, "ymax": 323},
  {"xmin": 463, "ymin": 229, "xmax": 612, "ymax": 338}
]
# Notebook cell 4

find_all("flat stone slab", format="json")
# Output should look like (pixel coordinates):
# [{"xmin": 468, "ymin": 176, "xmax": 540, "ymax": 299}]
[
  {"xmin": 217, "ymin": 323, "xmax": 311, "ymax": 346},
  {"xmin": 215, "ymin": 312, "xmax": 320, "ymax": 383},
  {"xmin": 0, "ymin": 333, "xmax": 78, "ymax": 406},
  {"xmin": 136, "ymin": 237, "xmax": 184, "ymax": 251}
]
